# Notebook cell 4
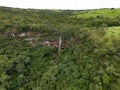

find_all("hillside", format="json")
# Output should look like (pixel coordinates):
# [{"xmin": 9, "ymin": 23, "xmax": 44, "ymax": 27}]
[{"xmin": 0, "ymin": 7, "xmax": 120, "ymax": 90}]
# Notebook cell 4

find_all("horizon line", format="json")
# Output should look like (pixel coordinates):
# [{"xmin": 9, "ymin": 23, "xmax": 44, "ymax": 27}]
[{"xmin": 0, "ymin": 5, "xmax": 120, "ymax": 11}]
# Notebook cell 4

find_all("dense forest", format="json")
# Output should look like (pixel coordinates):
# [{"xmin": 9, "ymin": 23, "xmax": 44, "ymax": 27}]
[{"xmin": 0, "ymin": 6, "xmax": 120, "ymax": 90}]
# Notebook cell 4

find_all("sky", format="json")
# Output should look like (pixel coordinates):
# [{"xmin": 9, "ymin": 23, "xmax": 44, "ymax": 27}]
[{"xmin": 0, "ymin": 0, "xmax": 120, "ymax": 10}]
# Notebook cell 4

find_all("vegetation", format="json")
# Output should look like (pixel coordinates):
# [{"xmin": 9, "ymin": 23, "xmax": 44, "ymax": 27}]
[
  {"xmin": 105, "ymin": 26, "xmax": 120, "ymax": 38},
  {"xmin": 0, "ymin": 6, "xmax": 120, "ymax": 90}
]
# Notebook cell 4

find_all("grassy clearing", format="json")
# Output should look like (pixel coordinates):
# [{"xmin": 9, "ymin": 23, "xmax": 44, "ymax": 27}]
[
  {"xmin": 105, "ymin": 26, "xmax": 120, "ymax": 39},
  {"xmin": 71, "ymin": 8, "xmax": 120, "ymax": 19}
]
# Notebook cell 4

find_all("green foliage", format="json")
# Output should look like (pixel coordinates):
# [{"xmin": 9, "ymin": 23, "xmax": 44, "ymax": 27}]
[
  {"xmin": 0, "ymin": 6, "xmax": 120, "ymax": 90},
  {"xmin": 102, "ymin": 73, "xmax": 111, "ymax": 85}
]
